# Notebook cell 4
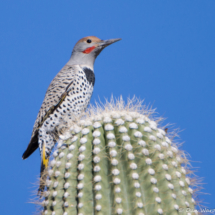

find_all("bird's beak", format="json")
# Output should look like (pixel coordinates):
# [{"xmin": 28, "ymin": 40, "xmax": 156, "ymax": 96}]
[{"xmin": 98, "ymin": 38, "xmax": 121, "ymax": 48}]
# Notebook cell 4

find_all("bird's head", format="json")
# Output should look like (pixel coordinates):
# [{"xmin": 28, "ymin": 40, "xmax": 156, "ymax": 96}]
[{"xmin": 67, "ymin": 36, "xmax": 121, "ymax": 69}]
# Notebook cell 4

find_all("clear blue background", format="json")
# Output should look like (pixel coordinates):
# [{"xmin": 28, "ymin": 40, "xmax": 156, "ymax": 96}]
[{"xmin": 0, "ymin": 1, "xmax": 214, "ymax": 214}]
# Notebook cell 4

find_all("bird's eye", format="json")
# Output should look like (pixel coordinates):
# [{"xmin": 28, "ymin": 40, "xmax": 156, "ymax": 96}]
[{"xmin": 87, "ymin": 39, "xmax": 92, "ymax": 43}]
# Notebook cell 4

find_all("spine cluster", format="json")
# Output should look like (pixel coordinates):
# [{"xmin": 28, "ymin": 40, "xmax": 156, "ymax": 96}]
[{"xmin": 41, "ymin": 111, "xmax": 197, "ymax": 215}]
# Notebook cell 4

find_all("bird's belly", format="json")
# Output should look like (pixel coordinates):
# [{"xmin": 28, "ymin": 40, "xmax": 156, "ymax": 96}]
[
  {"xmin": 60, "ymin": 74, "xmax": 94, "ymax": 118},
  {"xmin": 42, "ymin": 74, "xmax": 94, "ymax": 132}
]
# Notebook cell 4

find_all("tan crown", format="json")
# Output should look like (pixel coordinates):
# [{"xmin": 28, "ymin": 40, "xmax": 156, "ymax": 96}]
[{"xmin": 76, "ymin": 36, "xmax": 101, "ymax": 45}]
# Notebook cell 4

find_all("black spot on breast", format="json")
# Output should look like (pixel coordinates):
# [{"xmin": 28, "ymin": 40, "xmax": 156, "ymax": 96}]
[{"xmin": 83, "ymin": 67, "xmax": 95, "ymax": 86}]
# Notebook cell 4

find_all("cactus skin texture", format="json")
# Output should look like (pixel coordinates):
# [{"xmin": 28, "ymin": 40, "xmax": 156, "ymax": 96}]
[{"xmin": 41, "ymin": 109, "xmax": 197, "ymax": 215}]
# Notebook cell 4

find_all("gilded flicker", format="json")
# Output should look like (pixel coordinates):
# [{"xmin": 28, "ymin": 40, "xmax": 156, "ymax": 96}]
[{"xmin": 22, "ymin": 36, "xmax": 121, "ymax": 192}]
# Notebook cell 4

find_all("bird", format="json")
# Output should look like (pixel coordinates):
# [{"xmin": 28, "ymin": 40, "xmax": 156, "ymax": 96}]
[{"xmin": 22, "ymin": 36, "xmax": 121, "ymax": 193}]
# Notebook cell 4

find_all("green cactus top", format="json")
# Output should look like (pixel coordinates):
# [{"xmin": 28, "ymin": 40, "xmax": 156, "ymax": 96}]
[{"xmin": 38, "ymin": 99, "xmax": 198, "ymax": 215}]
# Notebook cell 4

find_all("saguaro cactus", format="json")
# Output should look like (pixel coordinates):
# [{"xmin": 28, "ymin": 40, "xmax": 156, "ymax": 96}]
[{"xmin": 40, "ymin": 99, "xmax": 198, "ymax": 215}]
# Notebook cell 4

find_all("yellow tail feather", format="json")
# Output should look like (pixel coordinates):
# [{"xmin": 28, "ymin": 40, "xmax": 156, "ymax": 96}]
[{"xmin": 42, "ymin": 144, "xmax": 49, "ymax": 168}]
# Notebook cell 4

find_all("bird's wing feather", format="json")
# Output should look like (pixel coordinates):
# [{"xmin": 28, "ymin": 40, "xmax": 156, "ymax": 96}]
[
  {"xmin": 22, "ymin": 65, "xmax": 77, "ymax": 159},
  {"xmin": 35, "ymin": 65, "xmax": 76, "ymax": 129}
]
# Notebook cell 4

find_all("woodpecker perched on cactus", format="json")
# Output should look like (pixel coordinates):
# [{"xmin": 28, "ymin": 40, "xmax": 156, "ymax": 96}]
[{"xmin": 22, "ymin": 36, "xmax": 121, "ymax": 193}]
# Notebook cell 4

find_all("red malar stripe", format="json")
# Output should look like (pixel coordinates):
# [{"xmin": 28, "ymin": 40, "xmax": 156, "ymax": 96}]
[{"xmin": 83, "ymin": 46, "xmax": 96, "ymax": 54}]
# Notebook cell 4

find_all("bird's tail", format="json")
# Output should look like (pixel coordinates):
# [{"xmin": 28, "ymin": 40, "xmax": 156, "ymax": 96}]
[
  {"xmin": 22, "ymin": 131, "xmax": 39, "ymax": 159},
  {"xmin": 38, "ymin": 144, "xmax": 49, "ymax": 196}
]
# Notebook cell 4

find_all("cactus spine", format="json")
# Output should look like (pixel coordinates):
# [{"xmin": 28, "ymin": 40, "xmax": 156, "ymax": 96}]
[{"xmin": 40, "ymin": 103, "xmax": 197, "ymax": 215}]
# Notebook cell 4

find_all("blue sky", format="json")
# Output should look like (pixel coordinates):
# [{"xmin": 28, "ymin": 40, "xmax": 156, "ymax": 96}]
[{"xmin": 0, "ymin": 1, "xmax": 215, "ymax": 214}]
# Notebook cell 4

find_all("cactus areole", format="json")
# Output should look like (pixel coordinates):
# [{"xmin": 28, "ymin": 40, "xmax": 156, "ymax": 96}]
[{"xmin": 39, "ymin": 101, "xmax": 197, "ymax": 215}]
